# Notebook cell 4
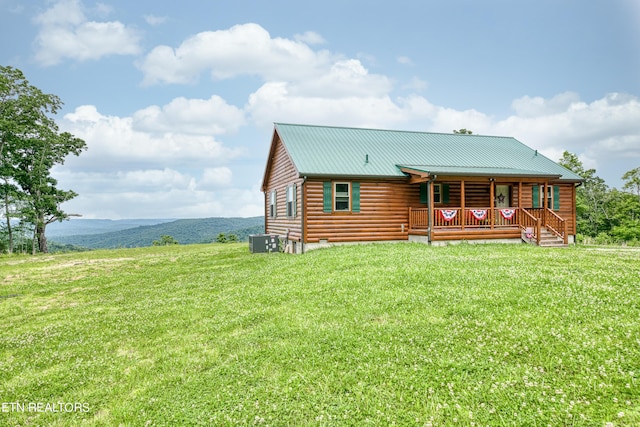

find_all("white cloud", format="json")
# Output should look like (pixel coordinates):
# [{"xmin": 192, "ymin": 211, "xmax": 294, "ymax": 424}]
[
  {"xmin": 199, "ymin": 167, "xmax": 233, "ymax": 189},
  {"xmin": 50, "ymin": 97, "xmax": 263, "ymax": 219},
  {"xmin": 294, "ymin": 31, "xmax": 325, "ymax": 45},
  {"xmin": 33, "ymin": 0, "xmax": 141, "ymax": 66},
  {"xmin": 144, "ymin": 14, "xmax": 167, "ymax": 26},
  {"xmin": 120, "ymin": 169, "xmax": 195, "ymax": 191},
  {"xmin": 54, "ymin": 168, "xmax": 263, "ymax": 219},
  {"xmin": 93, "ymin": 2, "xmax": 113, "ymax": 17},
  {"xmin": 61, "ymin": 105, "xmax": 244, "ymax": 171},
  {"xmin": 402, "ymin": 77, "xmax": 428, "ymax": 92},
  {"xmin": 132, "ymin": 96, "xmax": 246, "ymax": 135},
  {"xmin": 246, "ymin": 82, "xmax": 407, "ymax": 129},
  {"xmin": 494, "ymin": 93, "xmax": 640, "ymax": 154},
  {"xmin": 510, "ymin": 92, "xmax": 582, "ymax": 118},
  {"xmin": 137, "ymin": 23, "xmax": 393, "ymax": 99},
  {"xmin": 291, "ymin": 59, "xmax": 393, "ymax": 98},
  {"xmin": 397, "ymin": 56, "xmax": 413, "ymax": 65},
  {"xmin": 137, "ymin": 23, "xmax": 338, "ymax": 85}
]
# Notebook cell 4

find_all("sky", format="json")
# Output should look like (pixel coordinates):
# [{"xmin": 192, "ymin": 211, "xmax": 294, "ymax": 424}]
[{"xmin": 1, "ymin": 0, "xmax": 639, "ymax": 219}]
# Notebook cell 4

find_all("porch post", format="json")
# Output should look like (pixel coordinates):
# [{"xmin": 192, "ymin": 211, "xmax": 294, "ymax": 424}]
[
  {"xmin": 428, "ymin": 180, "xmax": 434, "ymax": 242},
  {"xmin": 518, "ymin": 181, "xmax": 522, "ymax": 208},
  {"xmin": 408, "ymin": 207, "xmax": 413, "ymax": 231},
  {"xmin": 518, "ymin": 181, "xmax": 523, "ymax": 227},
  {"xmin": 460, "ymin": 180, "xmax": 465, "ymax": 230},
  {"xmin": 543, "ymin": 181, "xmax": 548, "ymax": 226},
  {"xmin": 489, "ymin": 179, "xmax": 495, "ymax": 229}
]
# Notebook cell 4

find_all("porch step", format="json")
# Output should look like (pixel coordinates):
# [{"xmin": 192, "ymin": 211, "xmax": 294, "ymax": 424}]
[{"xmin": 524, "ymin": 227, "xmax": 567, "ymax": 247}]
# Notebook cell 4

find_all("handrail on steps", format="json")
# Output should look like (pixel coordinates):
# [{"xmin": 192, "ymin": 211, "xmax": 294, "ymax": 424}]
[
  {"xmin": 544, "ymin": 208, "xmax": 568, "ymax": 244},
  {"xmin": 519, "ymin": 209, "xmax": 541, "ymax": 245}
]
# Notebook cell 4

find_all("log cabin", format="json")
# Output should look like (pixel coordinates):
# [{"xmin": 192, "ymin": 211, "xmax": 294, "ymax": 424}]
[{"xmin": 261, "ymin": 123, "xmax": 583, "ymax": 253}]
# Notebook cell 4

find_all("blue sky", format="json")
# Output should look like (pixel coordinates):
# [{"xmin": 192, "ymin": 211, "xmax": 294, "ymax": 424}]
[{"xmin": 1, "ymin": 0, "xmax": 639, "ymax": 219}]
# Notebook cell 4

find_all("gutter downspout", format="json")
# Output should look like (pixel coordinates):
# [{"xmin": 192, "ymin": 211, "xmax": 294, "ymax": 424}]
[
  {"xmin": 427, "ymin": 174, "xmax": 437, "ymax": 244},
  {"xmin": 301, "ymin": 176, "xmax": 307, "ymax": 254},
  {"xmin": 264, "ymin": 191, "xmax": 268, "ymax": 235}
]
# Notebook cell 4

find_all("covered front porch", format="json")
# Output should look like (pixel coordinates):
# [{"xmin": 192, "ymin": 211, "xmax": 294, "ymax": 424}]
[
  {"xmin": 402, "ymin": 173, "xmax": 569, "ymax": 245},
  {"xmin": 409, "ymin": 206, "xmax": 568, "ymax": 245}
]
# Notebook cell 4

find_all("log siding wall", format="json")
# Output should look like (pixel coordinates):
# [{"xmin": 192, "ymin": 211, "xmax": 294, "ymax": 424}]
[
  {"xmin": 305, "ymin": 179, "xmax": 425, "ymax": 243},
  {"xmin": 549, "ymin": 183, "xmax": 577, "ymax": 235},
  {"xmin": 263, "ymin": 137, "xmax": 303, "ymax": 241}
]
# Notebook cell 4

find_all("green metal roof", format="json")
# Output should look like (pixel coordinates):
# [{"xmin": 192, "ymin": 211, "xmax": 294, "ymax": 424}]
[{"xmin": 273, "ymin": 123, "xmax": 583, "ymax": 182}]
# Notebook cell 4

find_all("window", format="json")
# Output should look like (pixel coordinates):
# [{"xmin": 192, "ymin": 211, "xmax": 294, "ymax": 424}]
[
  {"xmin": 334, "ymin": 182, "xmax": 350, "ymax": 211},
  {"xmin": 533, "ymin": 185, "xmax": 560, "ymax": 210},
  {"xmin": 420, "ymin": 183, "xmax": 448, "ymax": 204},
  {"xmin": 323, "ymin": 181, "xmax": 360, "ymax": 213},
  {"xmin": 544, "ymin": 186, "xmax": 552, "ymax": 209},
  {"xmin": 539, "ymin": 185, "xmax": 556, "ymax": 209},
  {"xmin": 286, "ymin": 184, "xmax": 296, "ymax": 217},
  {"xmin": 269, "ymin": 190, "xmax": 276, "ymax": 217},
  {"xmin": 433, "ymin": 184, "xmax": 442, "ymax": 203}
]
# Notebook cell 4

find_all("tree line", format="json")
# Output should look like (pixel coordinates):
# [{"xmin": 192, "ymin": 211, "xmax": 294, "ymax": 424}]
[
  {"xmin": 1, "ymin": 65, "xmax": 86, "ymax": 254},
  {"xmin": 559, "ymin": 151, "xmax": 640, "ymax": 244}
]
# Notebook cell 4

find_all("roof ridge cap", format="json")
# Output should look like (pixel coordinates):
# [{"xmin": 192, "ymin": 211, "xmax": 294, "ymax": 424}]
[{"xmin": 275, "ymin": 123, "xmax": 516, "ymax": 139}]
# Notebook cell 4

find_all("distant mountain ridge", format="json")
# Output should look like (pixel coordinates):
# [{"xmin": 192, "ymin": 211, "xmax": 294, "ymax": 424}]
[
  {"xmin": 46, "ymin": 219, "xmax": 176, "ymax": 237},
  {"xmin": 50, "ymin": 217, "xmax": 265, "ymax": 249}
]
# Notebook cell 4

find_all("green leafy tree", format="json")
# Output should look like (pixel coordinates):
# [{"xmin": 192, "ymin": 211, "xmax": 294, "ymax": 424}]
[
  {"xmin": 559, "ymin": 151, "xmax": 612, "ymax": 236},
  {"xmin": 453, "ymin": 128, "xmax": 473, "ymax": 134},
  {"xmin": 622, "ymin": 167, "xmax": 640, "ymax": 199},
  {"xmin": 0, "ymin": 177, "xmax": 21, "ymax": 252},
  {"xmin": 216, "ymin": 232, "xmax": 227, "ymax": 243},
  {"xmin": 226, "ymin": 233, "xmax": 238, "ymax": 243},
  {"xmin": 153, "ymin": 235, "xmax": 179, "ymax": 246},
  {"xmin": 608, "ymin": 167, "xmax": 640, "ymax": 243},
  {"xmin": 610, "ymin": 191, "xmax": 640, "ymax": 243},
  {"xmin": 0, "ymin": 65, "xmax": 86, "ymax": 253}
]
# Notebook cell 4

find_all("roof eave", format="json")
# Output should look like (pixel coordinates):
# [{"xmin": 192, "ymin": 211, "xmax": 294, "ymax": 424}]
[
  {"xmin": 261, "ymin": 127, "xmax": 302, "ymax": 192},
  {"xmin": 398, "ymin": 166, "xmax": 563, "ymax": 179},
  {"xmin": 298, "ymin": 173, "xmax": 406, "ymax": 180}
]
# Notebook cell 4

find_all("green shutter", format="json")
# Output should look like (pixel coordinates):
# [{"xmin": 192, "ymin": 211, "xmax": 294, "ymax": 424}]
[
  {"xmin": 293, "ymin": 184, "xmax": 297, "ymax": 217},
  {"xmin": 553, "ymin": 185, "xmax": 560, "ymax": 210},
  {"xmin": 352, "ymin": 182, "xmax": 360, "ymax": 212},
  {"xmin": 420, "ymin": 182, "xmax": 427, "ymax": 204},
  {"xmin": 323, "ymin": 181, "xmax": 332, "ymax": 213},
  {"xmin": 532, "ymin": 185, "xmax": 539, "ymax": 208},
  {"xmin": 442, "ymin": 184, "xmax": 450, "ymax": 204},
  {"xmin": 272, "ymin": 190, "xmax": 277, "ymax": 217}
]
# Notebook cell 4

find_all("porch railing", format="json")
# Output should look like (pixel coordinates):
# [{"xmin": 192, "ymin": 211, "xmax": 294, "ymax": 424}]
[
  {"xmin": 409, "ymin": 206, "xmax": 567, "ymax": 244},
  {"xmin": 520, "ymin": 208, "xmax": 541, "ymax": 245},
  {"xmin": 409, "ymin": 207, "xmax": 521, "ymax": 230},
  {"xmin": 409, "ymin": 207, "xmax": 430, "ymax": 229}
]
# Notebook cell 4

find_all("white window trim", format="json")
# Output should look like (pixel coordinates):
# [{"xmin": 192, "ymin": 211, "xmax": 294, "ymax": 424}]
[
  {"xmin": 286, "ymin": 184, "xmax": 296, "ymax": 217},
  {"xmin": 540, "ymin": 185, "xmax": 553, "ymax": 209},
  {"xmin": 269, "ymin": 190, "xmax": 277, "ymax": 218},
  {"xmin": 433, "ymin": 183, "xmax": 442, "ymax": 204},
  {"xmin": 334, "ymin": 182, "xmax": 351, "ymax": 212}
]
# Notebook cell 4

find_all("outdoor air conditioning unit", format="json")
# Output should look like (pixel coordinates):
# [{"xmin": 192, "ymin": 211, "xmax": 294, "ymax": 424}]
[{"xmin": 249, "ymin": 234, "xmax": 279, "ymax": 253}]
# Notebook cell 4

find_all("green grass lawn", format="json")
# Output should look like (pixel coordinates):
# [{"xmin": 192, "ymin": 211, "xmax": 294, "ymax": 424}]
[{"xmin": 1, "ymin": 243, "xmax": 639, "ymax": 426}]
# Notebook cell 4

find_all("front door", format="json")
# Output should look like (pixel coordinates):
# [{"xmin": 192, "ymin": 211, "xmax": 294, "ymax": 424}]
[{"xmin": 495, "ymin": 185, "xmax": 510, "ymax": 208}]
